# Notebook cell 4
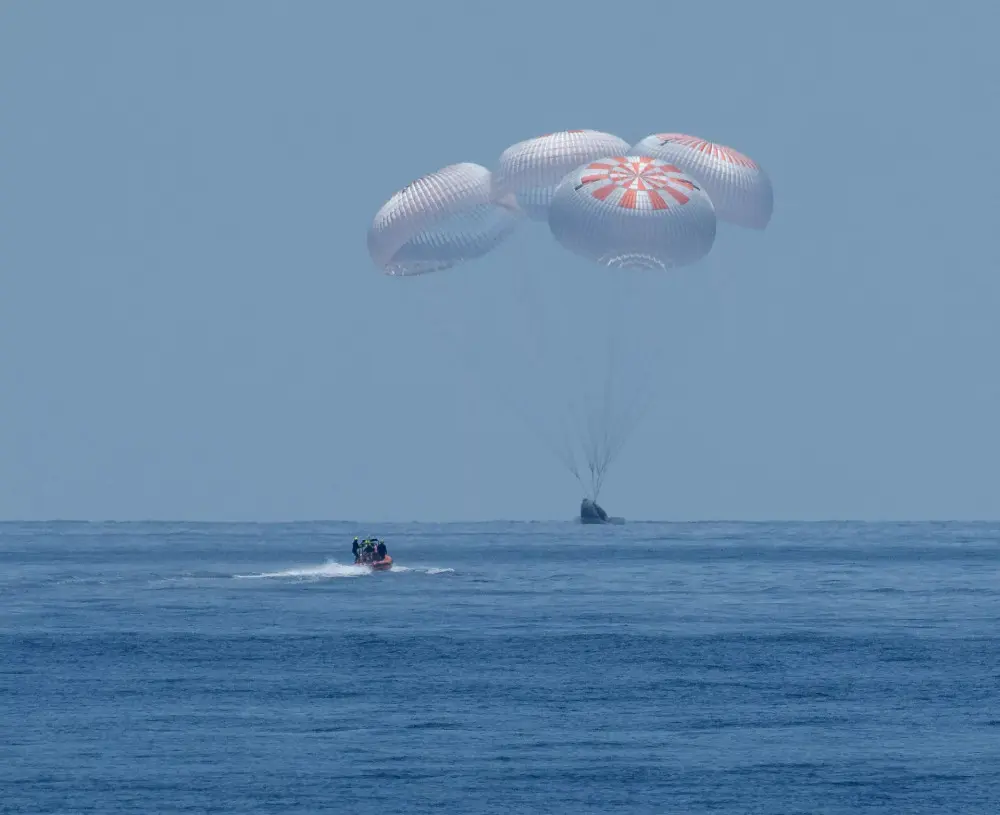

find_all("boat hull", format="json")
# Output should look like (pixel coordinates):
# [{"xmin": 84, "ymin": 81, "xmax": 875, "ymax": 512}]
[{"xmin": 370, "ymin": 555, "xmax": 393, "ymax": 571}]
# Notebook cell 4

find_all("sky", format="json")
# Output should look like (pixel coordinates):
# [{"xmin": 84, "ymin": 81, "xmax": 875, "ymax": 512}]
[{"xmin": 1, "ymin": 0, "xmax": 998, "ymax": 522}]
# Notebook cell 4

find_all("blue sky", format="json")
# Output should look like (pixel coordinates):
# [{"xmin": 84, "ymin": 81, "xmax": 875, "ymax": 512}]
[{"xmin": 1, "ymin": 0, "xmax": 998, "ymax": 521}]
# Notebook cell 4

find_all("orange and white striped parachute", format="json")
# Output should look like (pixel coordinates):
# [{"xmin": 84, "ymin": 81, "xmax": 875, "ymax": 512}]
[{"xmin": 547, "ymin": 155, "xmax": 716, "ymax": 270}]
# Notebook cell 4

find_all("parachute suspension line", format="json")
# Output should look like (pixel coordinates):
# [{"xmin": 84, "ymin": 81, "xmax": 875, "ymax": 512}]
[
  {"xmin": 585, "ymin": 336, "xmax": 621, "ymax": 501},
  {"xmin": 502, "ymin": 259, "xmax": 615, "ymax": 494},
  {"xmin": 570, "ymin": 280, "xmax": 631, "ymax": 502},
  {"xmin": 592, "ymin": 345, "xmax": 617, "ymax": 499},
  {"xmin": 575, "ymin": 275, "xmax": 663, "ymax": 502},
  {"xmin": 511, "ymin": 262, "xmax": 551, "ymax": 369},
  {"xmin": 417, "ymin": 269, "xmax": 593, "ymax": 495},
  {"xmin": 506, "ymin": 263, "xmax": 594, "ymax": 488},
  {"xmin": 438, "ymin": 309, "xmax": 578, "ymax": 483},
  {"xmin": 396, "ymin": 259, "xmax": 655, "ymax": 506}
]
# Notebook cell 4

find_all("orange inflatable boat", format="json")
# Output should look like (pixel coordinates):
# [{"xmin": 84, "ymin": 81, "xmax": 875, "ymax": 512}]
[{"xmin": 370, "ymin": 555, "xmax": 393, "ymax": 571}]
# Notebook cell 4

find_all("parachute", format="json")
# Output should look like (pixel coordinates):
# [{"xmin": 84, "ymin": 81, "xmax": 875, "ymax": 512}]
[
  {"xmin": 367, "ymin": 130, "xmax": 772, "ymax": 507},
  {"xmin": 493, "ymin": 130, "xmax": 632, "ymax": 221},
  {"xmin": 367, "ymin": 162, "xmax": 521, "ymax": 276},
  {"xmin": 547, "ymin": 156, "xmax": 717, "ymax": 271},
  {"xmin": 630, "ymin": 134, "xmax": 773, "ymax": 230}
]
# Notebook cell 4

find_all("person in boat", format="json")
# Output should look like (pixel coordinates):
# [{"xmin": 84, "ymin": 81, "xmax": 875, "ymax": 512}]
[
  {"xmin": 375, "ymin": 539, "xmax": 388, "ymax": 561},
  {"xmin": 352, "ymin": 537, "xmax": 361, "ymax": 563},
  {"xmin": 362, "ymin": 538, "xmax": 375, "ymax": 563}
]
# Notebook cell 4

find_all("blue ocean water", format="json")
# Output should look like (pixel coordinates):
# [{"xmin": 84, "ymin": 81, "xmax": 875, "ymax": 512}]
[{"xmin": 1, "ymin": 520, "xmax": 998, "ymax": 814}]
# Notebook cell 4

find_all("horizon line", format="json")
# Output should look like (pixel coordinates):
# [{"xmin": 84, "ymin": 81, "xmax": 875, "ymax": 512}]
[{"xmin": 1, "ymin": 518, "xmax": 998, "ymax": 525}]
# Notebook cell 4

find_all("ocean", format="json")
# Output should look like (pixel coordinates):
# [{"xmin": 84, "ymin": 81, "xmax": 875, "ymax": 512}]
[{"xmin": 1, "ymin": 520, "xmax": 998, "ymax": 813}]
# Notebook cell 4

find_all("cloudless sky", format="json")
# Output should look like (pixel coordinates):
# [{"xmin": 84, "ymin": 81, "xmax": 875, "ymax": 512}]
[{"xmin": 2, "ymin": 0, "xmax": 998, "ymax": 522}]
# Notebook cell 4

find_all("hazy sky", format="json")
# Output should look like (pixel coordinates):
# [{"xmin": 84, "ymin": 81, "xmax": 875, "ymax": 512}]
[{"xmin": 2, "ymin": 0, "xmax": 998, "ymax": 522}]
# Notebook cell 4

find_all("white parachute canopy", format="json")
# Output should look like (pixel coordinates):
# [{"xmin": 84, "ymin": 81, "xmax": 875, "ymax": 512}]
[
  {"xmin": 492, "ymin": 130, "xmax": 632, "ymax": 222},
  {"xmin": 367, "ymin": 162, "xmax": 522, "ymax": 276},
  {"xmin": 631, "ymin": 134, "xmax": 773, "ymax": 230},
  {"xmin": 547, "ymin": 155, "xmax": 717, "ymax": 270}
]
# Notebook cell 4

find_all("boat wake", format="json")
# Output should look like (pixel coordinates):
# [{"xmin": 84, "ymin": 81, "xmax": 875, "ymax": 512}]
[{"xmin": 232, "ymin": 561, "xmax": 454, "ymax": 581}]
